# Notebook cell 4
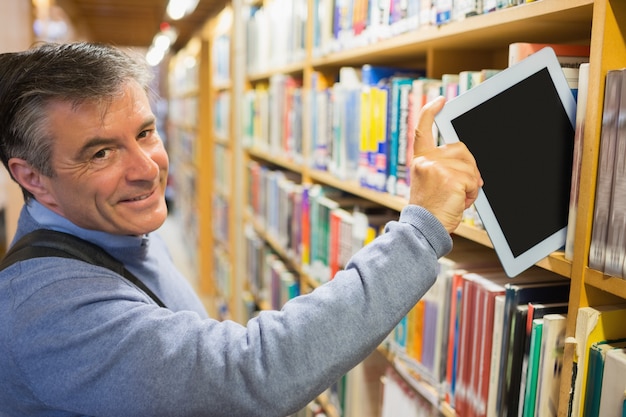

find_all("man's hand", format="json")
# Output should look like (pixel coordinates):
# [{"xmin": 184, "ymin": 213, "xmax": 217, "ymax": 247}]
[{"xmin": 409, "ymin": 96, "xmax": 483, "ymax": 234}]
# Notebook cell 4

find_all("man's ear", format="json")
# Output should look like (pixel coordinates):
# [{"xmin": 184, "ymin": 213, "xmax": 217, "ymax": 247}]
[{"xmin": 8, "ymin": 158, "xmax": 57, "ymax": 206}]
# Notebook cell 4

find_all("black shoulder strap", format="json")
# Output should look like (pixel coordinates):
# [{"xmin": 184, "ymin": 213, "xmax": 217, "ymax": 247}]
[{"xmin": 0, "ymin": 229, "xmax": 166, "ymax": 308}]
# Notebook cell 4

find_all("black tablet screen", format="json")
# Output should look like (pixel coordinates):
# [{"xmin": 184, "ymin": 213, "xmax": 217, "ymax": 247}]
[{"xmin": 450, "ymin": 68, "xmax": 575, "ymax": 257}]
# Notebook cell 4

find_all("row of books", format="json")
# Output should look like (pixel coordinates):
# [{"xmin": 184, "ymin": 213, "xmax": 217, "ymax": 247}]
[
  {"xmin": 588, "ymin": 68, "xmax": 626, "ymax": 279},
  {"xmin": 244, "ymin": 0, "xmax": 548, "ymax": 76},
  {"xmin": 242, "ymin": 42, "xmax": 588, "ymax": 196},
  {"xmin": 244, "ymin": 0, "xmax": 307, "ymax": 75},
  {"xmin": 385, "ymin": 241, "xmax": 573, "ymax": 417},
  {"xmin": 244, "ymin": 230, "xmax": 300, "ymax": 311},
  {"xmin": 312, "ymin": 0, "xmax": 541, "ymax": 59},
  {"xmin": 246, "ymin": 161, "xmax": 397, "ymax": 285}
]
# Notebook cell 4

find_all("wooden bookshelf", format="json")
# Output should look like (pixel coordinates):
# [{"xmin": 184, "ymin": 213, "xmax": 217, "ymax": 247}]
[{"xmin": 168, "ymin": 0, "xmax": 626, "ymax": 415}]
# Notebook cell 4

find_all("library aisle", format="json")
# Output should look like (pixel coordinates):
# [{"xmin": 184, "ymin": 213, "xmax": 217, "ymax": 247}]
[{"xmin": 157, "ymin": 211, "xmax": 198, "ymax": 288}]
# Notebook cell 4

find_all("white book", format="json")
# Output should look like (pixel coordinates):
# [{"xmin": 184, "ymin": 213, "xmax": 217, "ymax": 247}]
[
  {"xmin": 598, "ymin": 348, "xmax": 626, "ymax": 417},
  {"xmin": 535, "ymin": 313, "xmax": 567, "ymax": 417},
  {"xmin": 565, "ymin": 63, "xmax": 590, "ymax": 261},
  {"xmin": 486, "ymin": 294, "xmax": 506, "ymax": 417}
]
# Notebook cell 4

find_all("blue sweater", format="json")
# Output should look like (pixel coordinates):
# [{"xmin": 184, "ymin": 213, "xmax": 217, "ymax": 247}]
[{"xmin": 0, "ymin": 200, "xmax": 451, "ymax": 417}]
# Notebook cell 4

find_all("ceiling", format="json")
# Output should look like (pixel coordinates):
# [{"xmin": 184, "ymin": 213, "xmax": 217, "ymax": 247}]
[{"xmin": 55, "ymin": 0, "xmax": 230, "ymax": 51}]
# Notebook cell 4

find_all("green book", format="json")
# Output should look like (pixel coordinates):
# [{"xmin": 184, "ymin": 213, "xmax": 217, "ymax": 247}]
[
  {"xmin": 582, "ymin": 339, "xmax": 626, "ymax": 417},
  {"xmin": 522, "ymin": 318, "xmax": 543, "ymax": 417}
]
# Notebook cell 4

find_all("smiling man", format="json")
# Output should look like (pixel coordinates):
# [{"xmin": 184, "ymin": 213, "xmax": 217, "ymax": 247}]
[{"xmin": 0, "ymin": 42, "xmax": 481, "ymax": 416}]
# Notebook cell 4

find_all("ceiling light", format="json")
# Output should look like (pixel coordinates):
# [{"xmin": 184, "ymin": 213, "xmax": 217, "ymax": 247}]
[{"xmin": 166, "ymin": 0, "xmax": 200, "ymax": 20}]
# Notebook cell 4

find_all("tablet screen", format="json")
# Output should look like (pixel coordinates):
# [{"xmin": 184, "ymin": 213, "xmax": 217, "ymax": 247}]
[{"xmin": 450, "ymin": 67, "xmax": 574, "ymax": 257}]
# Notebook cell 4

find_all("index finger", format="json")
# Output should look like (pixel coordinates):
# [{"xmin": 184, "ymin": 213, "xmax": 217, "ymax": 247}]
[{"xmin": 413, "ymin": 95, "xmax": 445, "ymax": 156}]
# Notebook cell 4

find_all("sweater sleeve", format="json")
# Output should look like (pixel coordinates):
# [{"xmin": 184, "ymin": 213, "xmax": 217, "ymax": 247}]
[{"xmin": 7, "ymin": 205, "xmax": 451, "ymax": 417}]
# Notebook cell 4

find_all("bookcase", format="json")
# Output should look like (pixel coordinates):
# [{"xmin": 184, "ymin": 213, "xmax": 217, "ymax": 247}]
[{"xmin": 168, "ymin": 0, "xmax": 626, "ymax": 415}]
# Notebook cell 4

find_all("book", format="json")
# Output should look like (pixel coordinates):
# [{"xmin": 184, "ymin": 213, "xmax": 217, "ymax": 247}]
[
  {"xmin": 588, "ymin": 70, "xmax": 623, "ymax": 271},
  {"xmin": 386, "ymin": 76, "xmax": 415, "ymax": 195},
  {"xmin": 604, "ymin": 68, "xmax": 626, "ymax": 278},
  {"xmin": 372, "ymin": 81, "xmax": 390, "ymax": 192},
  {"xmin": 330, "ymin": 67, "xmax": 361, "ymax": 181},
  {"xmin": 504, "ymin": 303, "xmax": 531, "ymax": 417},
  {"xmin": 395, "ymin": 79, "xmax": 413, "ymax": 198},
  {"xmin": 508, "ymin": 42, "xmax": 590, "ymax": 67},
  {"xmin": 583, "ymin": 339, "xmax": 626, "ymax": 417},
  {"xmin": 486, "ymin": 294, "xmax": 506, "ymax": 417},
  {"xmin": 517, "ymin": 302, "xmax": 568, "ymax": 416},
  {"xmin": 535, "ymin": 313, "xmax": 567, "ymax": 417},
  {"xmin": 521, "ymin": 318, "xmax": 543, "ymax": 417},
  {"xmin": 598, "ymin": 347, "xmax": 626, "ymax": 416},
  {"xmin": 328, "ymin": 207, "xmax": 353, "ymax": 278},
  {"xmin": 570, "ymin": 304, "xmax": 626, "ymax": 417},
  {"xmin": 358, "ymin": 80, "xmax": 372, "ymax": 187},
  {"xmin": 453, "ymin": 271, "xmax": 482, "ymax": 417},
  {"xmin": 406, "ymin": 299, "xmax": 425, "ymax": 364},
  {"xmin": 310, "ymin": 71, "xmax": 331, "ymax": 170},
  {"xmin": 565, "ymin": 63, "xmax": 590, "ymax": 261}
]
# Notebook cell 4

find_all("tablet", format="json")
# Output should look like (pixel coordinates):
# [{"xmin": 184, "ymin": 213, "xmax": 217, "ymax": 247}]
[{"xmin": 434, "ymin": 47, "xmax": 577, "ymax": 277}]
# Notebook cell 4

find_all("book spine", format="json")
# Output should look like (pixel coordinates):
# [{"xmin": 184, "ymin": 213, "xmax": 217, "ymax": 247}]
[
  {"xmin": 373, "ymin": 83, "xmax": 390, "ymax": 192},
  {"xmin": 395, "ymin": 81, "xmax": 412, "ymax": 198},
  {"xmin": 589, "ymin": 70, "xmax": 623, "ymax": 271}
]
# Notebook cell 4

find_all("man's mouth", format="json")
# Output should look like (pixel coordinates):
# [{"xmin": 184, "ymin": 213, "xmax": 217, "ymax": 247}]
[{"xmin": 124, "ymin": 190, "xmax": 154, "ymax": 202}]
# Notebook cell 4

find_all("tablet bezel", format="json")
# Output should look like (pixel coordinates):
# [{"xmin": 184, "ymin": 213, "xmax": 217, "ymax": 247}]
[{"xmin": 434, "ymin": 46, "xmax": 577, "ymax": 277}]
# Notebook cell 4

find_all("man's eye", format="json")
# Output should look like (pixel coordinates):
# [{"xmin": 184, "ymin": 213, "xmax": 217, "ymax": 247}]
[
  {"xmin": 93, "ymin": 149, "xmax": 109, "ymax": 159},
  {"xmin": 138, "ymin": 129, "xmax": 152, "ymax": 139}
]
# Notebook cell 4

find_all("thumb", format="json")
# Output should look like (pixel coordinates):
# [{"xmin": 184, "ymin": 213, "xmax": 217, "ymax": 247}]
[{"xmin": 413, "ymin": 95, "xmax": 445, "ymax": 156}]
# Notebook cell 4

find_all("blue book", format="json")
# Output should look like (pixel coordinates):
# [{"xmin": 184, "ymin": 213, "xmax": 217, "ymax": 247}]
[{"xmin": 386, "ymin": 77, "xmax": 414, "ymax": 195}]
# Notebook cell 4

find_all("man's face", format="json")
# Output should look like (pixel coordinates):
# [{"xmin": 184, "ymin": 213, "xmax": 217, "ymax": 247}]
[{"xmin": 39, "ymin": 80, "xmax": 169, "ymax": 236}]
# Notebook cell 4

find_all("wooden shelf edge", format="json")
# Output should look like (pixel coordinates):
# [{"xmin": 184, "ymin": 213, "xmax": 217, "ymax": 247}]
[{"xmin": 584, "ymin": 268, "xmax": 626, "ymax": 299}]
